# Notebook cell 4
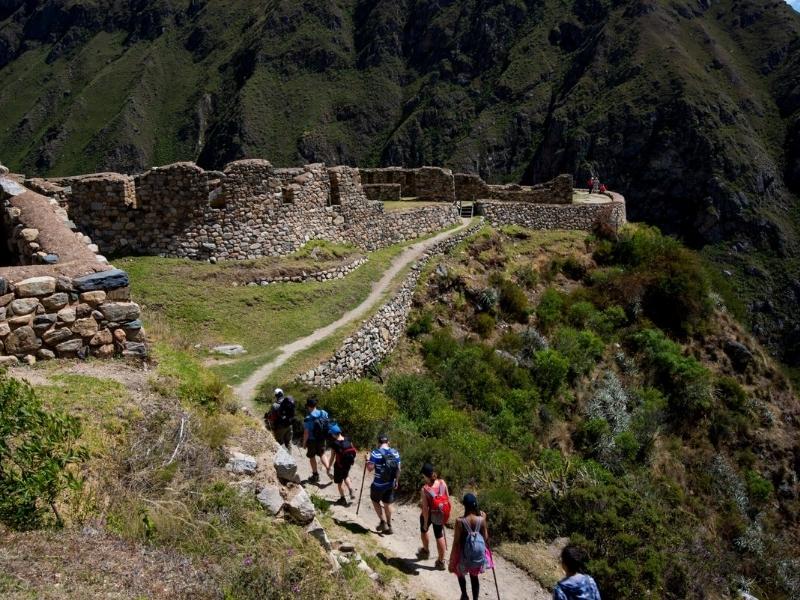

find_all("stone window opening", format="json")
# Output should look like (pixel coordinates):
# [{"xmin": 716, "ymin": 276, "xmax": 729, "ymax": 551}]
[
  {"xmin": 281, "ymin": 186, "xmax": 295, "ymax": 205},
  {"xmin": 328, "ymin": 174, "xmax": 342, "ymax": 206}
]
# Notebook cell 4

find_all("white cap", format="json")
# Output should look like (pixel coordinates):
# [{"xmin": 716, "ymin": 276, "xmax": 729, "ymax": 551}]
[{"xmin": 274, "ymin": 388, "xmax": 284, "ymax": 397}]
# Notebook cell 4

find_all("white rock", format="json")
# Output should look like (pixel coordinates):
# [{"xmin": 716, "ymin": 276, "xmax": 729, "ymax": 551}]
[{"xmin": 226, "ymin": 451, "xmax": 257, "ymax": 475}]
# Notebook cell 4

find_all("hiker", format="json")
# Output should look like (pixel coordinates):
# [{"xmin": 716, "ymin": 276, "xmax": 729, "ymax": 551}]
[
  {"xmin": 366, "ymin": 433, "xmax": 401, "ymax": 534},
  {"xmin": 302, "ymin": 397, "xmax": 331, "ymax": 483},
  {"xmin": 265, "ymin": 388, "xmax": 295, "ymax": 450},
  {"xmin": 327, "ymin": 423, "xmax": 357, "ymax": 505},
  {"xmin": 448, "ymin": 493, "xmax": 493, "ymax": 600},
  {"xmin": 417, "ymin": 463, "xmax": 450, "ymax": 570},
  {"xmin": 553, "ymin": 544, "xmax": 601, "ymax": 600}
]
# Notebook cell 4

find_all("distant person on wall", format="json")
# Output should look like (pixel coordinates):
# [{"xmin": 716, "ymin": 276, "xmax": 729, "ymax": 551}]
[
  {"xmin": 302, "ymin": 397, "xmax": 331, "ymax": 484},
  {"xmin": 417, "ymin": 463, "xmax": 451, "ymax": 570},
  {"xmin": 366, "ymin": 433, "xmax": 401, "ymax": 535},
  {"xmin": 448, "ymin": 493, "xmax": 493, "ymax": 600},
  {"xmin": 265, "ymin": 388, "xmax": 295, "ymax": 450},
  {"xmin": 553, "ymin": 544, "xmax": 601, "ymax": 600},
  {"xmin": 327, "ymin": 423, "xmax": 357, "ymax": 506}
]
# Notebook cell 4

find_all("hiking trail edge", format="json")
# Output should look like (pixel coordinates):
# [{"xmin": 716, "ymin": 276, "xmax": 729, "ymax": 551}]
[{"xmin": 233, "ymin": 219, "xmax": 472, "ymax": 408}]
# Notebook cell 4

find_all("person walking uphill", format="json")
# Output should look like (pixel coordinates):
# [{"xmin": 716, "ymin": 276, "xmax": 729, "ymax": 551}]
[
  {"xmin": 553, "ymin": 545, "xmax": 601, "ymax": 600},
  {"xmin": 366, "ymin": 433, "xmax": 401, "ymax": 534},
  {"xmin": 449, "ymin": 493, "xmax": 494, "ymax": 600},
  {"xmin": 417, "ymin": 463, "xmax": 450, "ymax": 570},
  {"xmin": 302, "ymin": 397, "xmax": 331, "ymax": 484},
  {"xmin": 327, "ymin": 424, "xmax": 357, "ymax": 506},
  {"xmin": 265, "ymin": 388, "xmax": 295, "ymax": 450}
]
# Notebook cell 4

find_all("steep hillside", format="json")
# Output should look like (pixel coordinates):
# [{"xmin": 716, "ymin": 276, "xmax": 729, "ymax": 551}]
[{"xmin": 2, "ymin": 0, "xmax": 800, "ymax": 360}]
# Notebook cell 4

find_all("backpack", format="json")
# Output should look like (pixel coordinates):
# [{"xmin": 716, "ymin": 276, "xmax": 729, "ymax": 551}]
[
  {"xmin": 311, "ymin": 411, "xmax": 330, "ymax": 439},
  {"xmin": 337, "ymin": 439, "xmax": 357, "ymax": 468},
  {"xmin": 276, "ymin": 396, "xmax": 295, "ymax": 427},
  {"xmin": 460, "ymin": 517, "xmax": 487, "ymax": 570},
  {"xmin": 426, "ymin": 482, "xmax": 451, "ymax": 526},
  {"xmin": 379, "ymin": 448, "xmax": 399, "ymax": 484}
]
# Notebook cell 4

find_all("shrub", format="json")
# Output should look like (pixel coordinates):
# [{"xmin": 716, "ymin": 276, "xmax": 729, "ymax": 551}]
[
  {"xmin": 440, "ymin": 346, "xmax": 503, "ymax": 413},
  {"xmin": 320, "ymin": 380, "xmax": 397, "ymax": 446},
  {"xmin": 567, "ymin": 301, "xmax": 597, "ymax": 328},
  {"xmin": 716, "ymin": 376, "xmax": 748, "ymax": 413},
  {"xmin": 472, "ymin": 312, "xmax": 496, "ymax": 338},
  {"xmin": 407, "ymin": 311, "xmax": 433, "ymax": 338},
  {"xmin": 531, "ymin": 350, "xmax": 569, "ymax": 399},
  {"xmin": 514, "ymin": 264, "xmax": 539, "ymax": 289},
  {"xmin": 536, "ymin": 288, "xmax": 565, "ymax": 332},
  {"xmin": 476, "ymin": 287, "xmax": 499, "ymax": 312},
  {"xmin": 480, "ymin": 485, "xmax": 543, "ymax": 542},
  {"xmin": 385, "ymin": 374, "xmax": 445, "ymax": 422},
  {"xmin": 519, "ymin": 327, "xmax": 549, "ymax": 362},
  {"xmin": 552, "ymin": 327, "xmax": 605, "ymax": 380},
  {"xmin": 0, "ymin": 374, "xmax": 88, "ymax": 529},
  {"xmin": 587, "ymin": 305, "xmax": 628, "ymax": 339},
  {"xmin": 562, "ymin": 256, "xmax": 587, "ymax": 280},
  {"xmin": 745, "ymin": 470, "xmax": 773, "ymax": 505},
  {"xmin": 498, "ymin": 280, "xmax": 530, "ymax": 323}
]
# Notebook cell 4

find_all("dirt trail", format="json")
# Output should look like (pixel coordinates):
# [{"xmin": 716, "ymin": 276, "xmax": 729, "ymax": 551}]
[
  {"xmin": 290, "ymin": 446, "xmax": 550, "ymax": 600},
  {"xmin": 233, "ymin": 219, "xmax": 471, "ymax": 408}
]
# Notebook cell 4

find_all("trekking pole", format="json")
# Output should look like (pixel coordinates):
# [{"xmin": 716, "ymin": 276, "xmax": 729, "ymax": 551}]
[
  {"xmin": 488, "ymin": 542, "xmax": 501, "ymax": 600},
  {"xmin": 356, "ymin": 460, "xmax": 368, "ymax": 515}
]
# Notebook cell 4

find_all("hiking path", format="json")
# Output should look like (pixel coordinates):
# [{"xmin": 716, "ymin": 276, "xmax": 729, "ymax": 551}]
[
  {"xmin": 233, "ymin": 219, "xmax": 472, "ymax": 408},
  {"xmin": 290, "ymin": 445, "xmax": 550, "ymax": 600}
]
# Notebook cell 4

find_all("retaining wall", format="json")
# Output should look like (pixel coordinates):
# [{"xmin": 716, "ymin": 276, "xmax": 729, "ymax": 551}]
[
  {"xmin": 359, "ymin": 167, "xmax": 456, "ymax": 202},
  {"xmin": 477, "ymin": 195, "xmax": 626, "ymax": 231},
  {"xmin": 298, "ymin": 220, "xmax": 484, "ymax": 387}
]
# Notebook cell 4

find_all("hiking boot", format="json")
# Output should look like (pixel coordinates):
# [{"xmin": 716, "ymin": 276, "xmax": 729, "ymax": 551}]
[
  {"xmin": 349, "ymin": 490, "xmax": 355, "ymax": 501},
  {"xmin": 435, "ymin": 559, "xmax": 446, "ymax": 571},
  {"xmin": 384, "ymin": 525, "xmax": 393, "ymax": 535},
  {"xmin": 376, "ymin": 520, "xmax": 387, "ymax": 533},
  {"xmin": 308, "ymin": 472, "xmax": 319, "ymax": 484},
  {"xmin": 416, "ymin": 548, "xmax": 430, "ymax": 560}
]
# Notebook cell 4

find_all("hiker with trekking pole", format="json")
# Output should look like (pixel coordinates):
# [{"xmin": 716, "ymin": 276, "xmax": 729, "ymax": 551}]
[
  {"xmin": 449, "ymin": 493, "xmax": 500, "ymax": 600},
  {"xmin": 417, "ymin": 462, "xmax": 450, "ymax": 570}
]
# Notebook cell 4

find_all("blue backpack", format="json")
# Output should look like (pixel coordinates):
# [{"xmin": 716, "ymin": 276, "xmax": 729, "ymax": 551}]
[{"xmin": 460, "ymin": 517, "xmax": 487, "ymax": 570}]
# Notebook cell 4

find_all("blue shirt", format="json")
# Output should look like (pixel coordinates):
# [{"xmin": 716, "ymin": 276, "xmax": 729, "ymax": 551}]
[
  {"xmin": 368, "ymin": 447, "xmax": 401, "ymax": 490},
  {"xmin": 303, "ymin": 408, "xmax": 329, "ymax": 441},
  {"xmin": 553, "ymin": 574, "xmax": 601, "ymax": 600}
]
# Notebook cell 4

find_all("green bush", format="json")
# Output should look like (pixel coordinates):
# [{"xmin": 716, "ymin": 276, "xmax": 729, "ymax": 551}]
[
  {"xmin": 321, "ymin": 380, "xmax": 397, "ymax": 446},
  {"xmin": 385, "ymin": 374, "xmax": 445, "ymax": 422},
  {"xmin": 498, "ymin": 280, "xmax": 530, "ymax": 323},
  {"xmin": 0, "ymin": 374, "xmax": 88, "ymax": 529},
  {"xmin": 531, "ymin": 350, "xmax": 569, "ymax": 399},
  {"xmin": 472, "ymin": 312, "xmax": 496, "ymax": 338},
  {"xmin": 588, "ymin": 305, "xmax": 628, "ymax": 339},
  {"xmin": 567, "ymin": 301, "xmax": 597, "ymax": 328},
  {"xmin": 552, "ymin": 327, "xmax": 605, "ymax": 381},
  {"xmin": 536, "ymin": 288, "xmax": 565, "ymax": 332},
  {"xmin": 440, "ymin": 346, "xmax": 503, "ymax": 413},
  {"xmin": 562, "ymin": 256, "xmax": 587, "ymax": 280},
  {"xmin": 716, "ymin": 376, "xmax": 748, "ymax": 413},
  {"xmin": 745, "ymin": 470, "xmax": 773, "ymax": 504},
  {"xmin": 514, "ymin": 264, "xmax": 539, "ymax": 289},
  {"xmin": 480, "ymin": 485, "xmax": 543, "ymax": 542},
  {"xmin": 407, "ymin": 311, "xmax": 434, "ymax": 338}
]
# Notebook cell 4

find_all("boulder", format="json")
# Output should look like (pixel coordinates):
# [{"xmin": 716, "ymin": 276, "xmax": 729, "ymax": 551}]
[
  {"xmin": 72, "ymin": 318, "xmax": 99, "ymax": 338},
  {"xmin": 20, "ymin": 228, "xmax": 39, "ymax": 242},
  {"xmin": 10, "ymin": 298, "xmax": 39, "ymax": 316},
  {"xmin": 274, "ymin": 446, "xmax": 301, "ymax": 483},
  {"xmin": 212, "ymin": 344, "xmax": 246, "ymax": 356},
  {"xmin": 43, "ymin": 327, "xmax": 73, "ymax": 346},
  {"xmin": 0, "ymin": 355, "xmax": 19, "ymax": 366},
  {"xmin": 57, "ymin": 307, "xmax": 76, "ymax": 323},
  {"xmin": 80, "ymin": 291, "xmax": 106, "ymax": 305},
  {"xmin": 42, "ymin": 293, "xmax": 69, "ymax": 312},
  {"xmin": 75, "ymin": 303, "xmax": 92, "ymax": 318},
  {"xmin": 226, "ymin": 451, "xmax": 257, "ymax": 475},
  {"xmin": 55, "ymin": 339, "xmax": 84, "ymax": 355},
  {"xmin": 724, "ymin": 340, "xmax": 754, "ymax": 373},
  {"xmin": 15, "ymin": 276, "xmax": 56, "ymax": 297},
  {"xmin": 5, "ymin": 326, "xmax": 41, "ymax": 355},
  {"xmin": 100, "ymin": 302, "xmax": 140, "ymax": 322},
  {"xmin": 257, "ymin": 486, "xmax": 285, "ymax": 516},
  {"xmin": 306, "ymin": 518, "xmax": 332, "ymax": 550},
  {"xmin": 285, "ymin": 488, "xmax": 316, "ymax": 525},
  {"xmin": 73, "ymin": 269, "xmax": 129, "ymax": 292}
]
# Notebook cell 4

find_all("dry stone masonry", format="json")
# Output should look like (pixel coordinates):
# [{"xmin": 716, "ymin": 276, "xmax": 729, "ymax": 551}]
[
  {"xmin": 299, "ymin": 220, "xmax": 486, "ymax": 387},
  {"xmin": 240, "ymin": 256, "xmax": 368, "ymax": 287}
]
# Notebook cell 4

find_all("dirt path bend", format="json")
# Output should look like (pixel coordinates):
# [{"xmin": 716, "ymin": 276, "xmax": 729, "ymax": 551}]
[
  {"xmin": 233, "ymin": 219, "xmax": 472, "ymax": 408},
  {"xmin": 290, "ymin": 446, "xmax": 550, "ymax": 600}
]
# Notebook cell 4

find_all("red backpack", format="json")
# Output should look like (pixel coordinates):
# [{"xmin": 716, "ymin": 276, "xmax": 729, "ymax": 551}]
[{"xmin": 426, "ymin": 481, "xmax": 451, "ymax": 526}]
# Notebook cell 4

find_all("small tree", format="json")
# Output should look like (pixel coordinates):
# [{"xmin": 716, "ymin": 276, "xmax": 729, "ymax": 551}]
[{"xmin": 0, "ymin": 373, "xmax": 87, "ymax": 529}]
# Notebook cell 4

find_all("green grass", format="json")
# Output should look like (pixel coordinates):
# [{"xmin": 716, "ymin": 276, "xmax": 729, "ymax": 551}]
[{"xmin": 382, "ymin": 200, "xmax": 444, "ymax": 211}]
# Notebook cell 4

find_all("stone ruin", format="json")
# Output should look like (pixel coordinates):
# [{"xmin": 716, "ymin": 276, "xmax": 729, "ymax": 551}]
[{"xmin": 0, "ymin": 156, "xmax": 626, "ymax": 363}]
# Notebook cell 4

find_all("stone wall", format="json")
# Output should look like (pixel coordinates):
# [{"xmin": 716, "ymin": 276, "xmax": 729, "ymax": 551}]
[
  {"xmin": 362, "ymin": 184, "xmax": 401, "ymax": 202},
  {"xmin": 241, "ymin": 256, "xmax": 368, "ymax": 287},
  {"xmin": 359, "ymin": 166, "xmax": 456, "ymax": 202},
  {"xmin": 455, "ymin": 173, "xmax": 574, "ymax": 204},
  {"xmin": 477, "ymin": 195, "xmax": 626, "ymax": 231},
  {"xmin": 63, "ymin": 161, "xmax": 461, "ymax": 260},
  {"xmin": 299, "ymin": 220, "xmax": 484, "ymax": 387}
]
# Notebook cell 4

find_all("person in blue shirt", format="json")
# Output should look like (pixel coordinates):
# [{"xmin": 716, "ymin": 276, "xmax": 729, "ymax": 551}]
[
  {"xmin": 366, "ymin": 433, "xmax": 401, "ymax": 535},
  {"xmin": 302, "ymin": 397, "xmax": 331, "ymax": 484},
  {"xmin": 553, "ymin": 545, "xmax": 601, "ymax": 600}
]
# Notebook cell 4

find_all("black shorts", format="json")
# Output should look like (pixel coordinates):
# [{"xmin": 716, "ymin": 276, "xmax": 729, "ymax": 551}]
[
  {"xmin": 370, "ymin": 485, "xmax": 395, "ymax": 504},
  {"xmin": 420, "ymin": 514, "xmax": 444, "ymax": 539},
  {"xmin": 333, "ymin": 463, "xmax": 352, "ymax": 484},
  {"xmin": 306, "ymin": 439, "xmax": 326, "ymax": 458}
]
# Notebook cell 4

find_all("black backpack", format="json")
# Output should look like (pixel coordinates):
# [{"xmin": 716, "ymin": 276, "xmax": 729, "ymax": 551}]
[
  {"xmin": 276, "ymin": 396, "xmax": 295, "ymax": 427},
  {"xmin": 379, "ymin": 448, "xmax": 399, "ymax": 484},
  {"xmin": 311, "ymin": 412, "xmax": 330, "ymax": 439},
  {"xmin": 337, "ymin": 439, "xmax": 357, "ymax": 468}
]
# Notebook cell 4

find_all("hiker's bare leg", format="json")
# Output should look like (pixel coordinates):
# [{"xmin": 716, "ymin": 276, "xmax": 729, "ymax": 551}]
[
  {"xmin": 421, "ymin": 529, "xmax": 430, "ymax": 552},
  {"xmin": 436, "ymin": 534, "xmax": 446, "ymax": 561},
  {"xmin": 383, "ymin": 502, "xmax": 394, "ymax": 526},
  {"xmin": 337, "ymin": 482, "xmax": 344, "ymax": 497},
  {"xmin": 372, "ymin": 501, "xmax": 384, "ymax": 522},
  {"xmin": 309, "ymin": 456, "xmax": 318, "ymax": 473}
]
